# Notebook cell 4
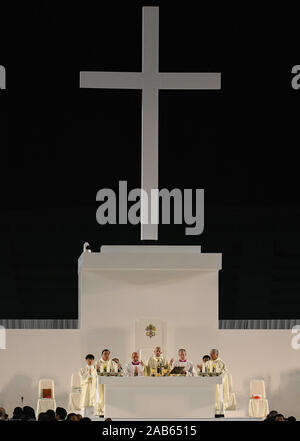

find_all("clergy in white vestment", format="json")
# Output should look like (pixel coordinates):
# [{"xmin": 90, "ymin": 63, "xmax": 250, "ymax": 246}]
[
  {"xmin": 205, "ymin": 349, "xmax": 228, "ymax": 413},
  {"xmin": 79, "ymin": 354, "xmax": 97, "ymax": 418},
  {"xmin": 170, "ymin": 349, "xmax": 196, "ymax": 376},
  {"xmin": 146, "ymin": 346, "xmax": 169, "ymax": 376},
  {"xmin": 205, "ymin": 349, "xmax": 226, "ymax": 373},
  {"xmin": 94, "ymin": 349, "xmax": 118, "ymax": 416},
  {"xmin": 125, "ymin": 352, "xmax": 145, "ymax": 376}
]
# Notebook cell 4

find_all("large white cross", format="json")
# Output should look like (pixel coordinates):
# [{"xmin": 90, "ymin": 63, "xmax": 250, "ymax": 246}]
[{"xmin": 80, "ymin": 6, "xmax": 221, "ymax": 240}]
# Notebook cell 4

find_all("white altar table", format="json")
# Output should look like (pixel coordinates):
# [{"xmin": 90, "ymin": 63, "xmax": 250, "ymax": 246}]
[{"xmin": 97, "ymin": 375, "xmax": 223, "ymax": 419}]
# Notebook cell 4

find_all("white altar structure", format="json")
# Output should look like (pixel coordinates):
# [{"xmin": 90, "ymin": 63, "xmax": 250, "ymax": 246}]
[
  {"xmin": 79, "ymin": 245, "xmax": 222, "ymax": 418},
  {"xmin": 79, "ymin": 246, "xmax": 221, "ymax": 363},
  {"xmin": 97, "ymin": 375, "xmax": 223, "ymax": 419}
]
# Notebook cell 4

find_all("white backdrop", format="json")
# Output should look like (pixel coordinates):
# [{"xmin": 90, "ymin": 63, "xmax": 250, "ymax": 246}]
[{"xmin": 80, "ymin": 269, "xmax": 219, "ymax": 364}]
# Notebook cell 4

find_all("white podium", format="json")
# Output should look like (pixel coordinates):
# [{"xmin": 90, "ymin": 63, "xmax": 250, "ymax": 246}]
[{"xmin": 97, "ymin": 375, "xmax": 223, "ymax": 419}]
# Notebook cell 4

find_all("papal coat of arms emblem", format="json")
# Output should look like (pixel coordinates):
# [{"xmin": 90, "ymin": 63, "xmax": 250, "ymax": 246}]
[{"xmin": 145, "ymin": 324, "xmax": 156, "ymax": 338}]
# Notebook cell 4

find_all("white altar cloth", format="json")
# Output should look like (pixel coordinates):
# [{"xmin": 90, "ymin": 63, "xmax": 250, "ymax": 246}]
[{"xmin": 97, "ymin": 375, "xmax": 223, "ymax": 419}]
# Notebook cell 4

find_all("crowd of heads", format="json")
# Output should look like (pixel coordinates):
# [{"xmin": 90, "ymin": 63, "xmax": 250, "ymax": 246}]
[
  {"xmin": 264, "ymin": 410, "xmax": 296, "ymax": 422},
  {"xmin": 0, "ymin": 406, "xmax": 93, "ymax": 422},
  {"xmin": 1, "ymin": 405, "xmax": 297, "ymax": 422}
]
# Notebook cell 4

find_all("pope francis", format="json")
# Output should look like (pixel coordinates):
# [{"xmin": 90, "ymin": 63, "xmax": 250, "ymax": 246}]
[{"xmin": 146, "ymin": 346, "xmax": 169, "ymax": 376}]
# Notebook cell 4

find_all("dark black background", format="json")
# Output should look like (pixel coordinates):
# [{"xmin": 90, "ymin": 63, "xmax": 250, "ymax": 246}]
[{"xmin": 1, "ymin": 1, "xmax": 300, "ymax": 321}]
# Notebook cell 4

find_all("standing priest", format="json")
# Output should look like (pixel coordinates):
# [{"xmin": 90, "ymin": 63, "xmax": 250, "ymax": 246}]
[
  {"xmin": 206, "ymin": 349, "xmax": 226, "ymax": 373},
  {"xmin": 205, "ymin": 348, "xmax": 228, "ymax": 414},
  {"xmin": 95, "ymin": 349, "xmax": 117, "ymax": 416},
  {"xmin": 79, "ymin": 354, "xmax": 97, "ymax": 418}
]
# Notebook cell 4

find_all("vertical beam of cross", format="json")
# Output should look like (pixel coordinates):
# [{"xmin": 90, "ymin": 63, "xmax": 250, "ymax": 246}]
[
  {"xmin": 141, "ymin": 8, "xmax": 159, "ymax": 240},
  {"xmin": 80, "ymin": 6, "xmax": 221, "ymax": 241}
]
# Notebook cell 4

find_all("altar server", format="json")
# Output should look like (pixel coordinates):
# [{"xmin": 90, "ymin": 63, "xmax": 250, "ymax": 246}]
[
  {"xmin": 112, "ymin": 357, "xmax": 124, "ymax": 374},
  {"xmin": 170, "ymin": 349, "xmax": 196, "ymax": 376},
  {"xmin": 125, "ymin": 352, "xmax": 145, "ymax": 376},
  {"xmin": 197, "ymin": 354, "xmax": 211, "ymax": 373},
  {"xmin": 95, "ymin": 349, "xmax": 117, "ymax": 416},
  {"xmin": 146, "ymin": 346, "xmax": 169, "ymax": 375},
  {"xmin": 79, "ymin": 354, "xmax": 97, "ymax": 418}
]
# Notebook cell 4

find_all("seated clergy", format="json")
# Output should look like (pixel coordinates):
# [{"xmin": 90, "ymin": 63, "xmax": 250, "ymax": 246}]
[
  {"xmin": 170, "ymin": 349, "xmax": 196, "ymax": 376},
  {"xmin": 79, "ymin": 354, "xmax": 97, "ymax": 418},
  {"xmin": 125, "ymin": 352, "xmax": 145, "ymax": 376},
  {"xmin": 95, "ymin": 349, "xmax": 117, "ymax": 416},
  {"xmin": 146, "ymin": 346, "xmax": 169, "ymax": 375}
]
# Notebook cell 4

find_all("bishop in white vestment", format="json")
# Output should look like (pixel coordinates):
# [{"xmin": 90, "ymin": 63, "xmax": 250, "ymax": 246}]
[
  {"xmin": 146, "ymin": 346, "xmax": 169, "ymax": 375},
  {"xmin": 170, "ymin": 349, "xmax": 196, "ymax": 376},
  {"xmin": 125, "ymin": 352, "xmax": 145, "ymax": 376},
  {"xmin": 79, "ymin": 354, "xmax": 97, "ymax": 418},
  {"xmin": 95, "ymin": 349, "xmax": 118, "ymax": 416}
]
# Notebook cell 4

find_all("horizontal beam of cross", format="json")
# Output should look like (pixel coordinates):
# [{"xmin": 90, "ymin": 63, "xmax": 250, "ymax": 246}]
[{"xmin": 80, "ymin": 72, "xmax": 221, "ymax": 90}]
